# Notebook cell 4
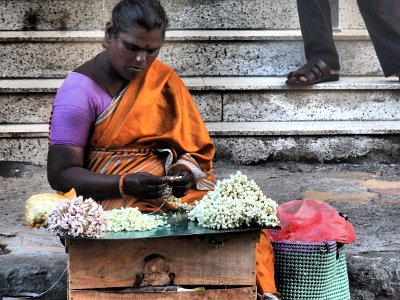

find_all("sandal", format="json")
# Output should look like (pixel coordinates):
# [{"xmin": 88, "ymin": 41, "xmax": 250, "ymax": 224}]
[{"xmin": 286, "ymin": 57, "xmax": 339, "ymax": 85}]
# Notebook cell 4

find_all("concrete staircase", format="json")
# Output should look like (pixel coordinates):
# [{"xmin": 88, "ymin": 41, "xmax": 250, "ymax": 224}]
[{"xmin": 1, "ymin": 0, "xmax": 399, "ymax": 164}]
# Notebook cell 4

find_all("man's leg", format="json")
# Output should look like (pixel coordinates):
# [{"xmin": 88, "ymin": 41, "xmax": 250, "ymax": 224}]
[
  {"xmin": 297, "ymin": 0, "xmax": 340, "ymax": 70},
  {"xmin": 287, "ymin": 0, "xmax": 340, "ymax": 85},
  {"xmin": 357, "ymin": 0, "xmax": 400, "ymax": 78}
]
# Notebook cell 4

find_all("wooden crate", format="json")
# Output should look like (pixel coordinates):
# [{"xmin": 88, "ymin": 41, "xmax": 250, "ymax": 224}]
[{"xmin": 67, "ymin": 230, "xmax": 259, "ymax": 299}]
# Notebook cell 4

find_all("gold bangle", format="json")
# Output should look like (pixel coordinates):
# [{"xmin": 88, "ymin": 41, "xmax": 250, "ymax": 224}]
[{"xmin": 119, "ymin": 173, "xmax": 129, "ymax": 198}]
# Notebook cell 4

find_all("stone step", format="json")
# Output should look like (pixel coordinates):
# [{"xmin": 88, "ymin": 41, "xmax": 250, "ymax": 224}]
[
  {"xmin": 207, "ymin": 121, "xmax": 400, "ymax": 136},
  {"xmin": 0, "ymin": 0, "xmax": 364, "ymax": 31},
  {"xmin": 208, "ymin": 120, "xmax": 400, "ymax": 164},
  {"xmin": 1, "ymin": 121, "xmax": 400, "ymax": 165},
  {"xmin": 0, "ymin": 30, "xmax": 382, "ymax": 78},
  {"xmin": 3, "ymin": 120, "xmax": 400, "ymax": 137},
  {"xmin": 1, "ymin": 77, "xmax": 398, "ymax": 124}
]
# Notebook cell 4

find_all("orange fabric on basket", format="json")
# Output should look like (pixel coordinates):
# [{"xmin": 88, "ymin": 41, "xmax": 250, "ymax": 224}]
[
  {"xmin": 256, "ymin": 230, "xmax": 277, "ymax": 295},
  {"xmin": 86, "ymin": 60, "xmax": 215, "ymax": 211}
]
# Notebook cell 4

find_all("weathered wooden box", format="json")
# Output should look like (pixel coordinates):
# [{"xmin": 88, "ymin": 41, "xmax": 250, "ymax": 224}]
[{"xmin": 67, "ymin": 217, "xmax": 260, "ymax": 299}]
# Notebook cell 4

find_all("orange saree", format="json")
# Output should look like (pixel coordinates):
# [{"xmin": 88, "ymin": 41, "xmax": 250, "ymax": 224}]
[{"xmin": 86, "ymin": 60, "xmax": 215, "ymax": 211}]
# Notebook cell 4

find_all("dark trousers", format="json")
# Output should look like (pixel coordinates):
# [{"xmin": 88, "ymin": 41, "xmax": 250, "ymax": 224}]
[{"xmin": 297, "ymin": 0, "xmax": 400, "ymax": 77}]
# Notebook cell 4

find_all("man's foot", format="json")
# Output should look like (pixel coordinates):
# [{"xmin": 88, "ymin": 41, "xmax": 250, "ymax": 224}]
[
  {"xmin": 396, "ymin": 73, "xmax": 400, "ymax": 81},
  {"xmin": 286, "ymin": 57, "xmax": 340, "ymax": 85}
]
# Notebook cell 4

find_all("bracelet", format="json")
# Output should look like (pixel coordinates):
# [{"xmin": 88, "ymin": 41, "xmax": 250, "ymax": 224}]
[{"xmin": 119, "ymin": 173, "xmax": 129, "ymax": 198}]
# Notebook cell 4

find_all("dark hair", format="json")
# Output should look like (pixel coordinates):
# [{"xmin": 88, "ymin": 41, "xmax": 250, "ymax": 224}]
[{"xmin": 111, "ymin": 0, "xmax": 169, "ymax": 36}]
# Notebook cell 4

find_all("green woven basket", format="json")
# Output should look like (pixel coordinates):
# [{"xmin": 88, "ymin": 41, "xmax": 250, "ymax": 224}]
[{"xmin": 272, "ymin": 241, "xmax": 350, "ymax": 300}]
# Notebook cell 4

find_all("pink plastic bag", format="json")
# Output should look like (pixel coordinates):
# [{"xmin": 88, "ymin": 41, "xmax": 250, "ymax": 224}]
[{"xmin": 268, "ymin": 199, "xmax": 356, "ymax": 243}]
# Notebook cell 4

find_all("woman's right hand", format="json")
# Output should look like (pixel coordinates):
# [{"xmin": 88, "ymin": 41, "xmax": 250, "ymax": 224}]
[{"xmin": 123, "ymin": 172, "xmax": 168, "ymax": 199}]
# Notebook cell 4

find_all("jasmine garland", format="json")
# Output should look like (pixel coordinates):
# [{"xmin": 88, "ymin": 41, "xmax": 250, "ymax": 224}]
[
  {"xmin": 188, "ymin": 172, "xmax": 279, "ymax": 229},
  {"xmin": 107, "ymin": 207, "xmax": 167, "ymax": 232}
]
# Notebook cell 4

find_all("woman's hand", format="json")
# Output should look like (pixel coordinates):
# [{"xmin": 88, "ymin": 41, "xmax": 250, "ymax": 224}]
[
  {"xmin": 123, "ymin": 172, "xmax": 168, "ymax": 199},
  {"xmin": 167, "ymin": 165, "xmax": 195, "ymax": 198}
]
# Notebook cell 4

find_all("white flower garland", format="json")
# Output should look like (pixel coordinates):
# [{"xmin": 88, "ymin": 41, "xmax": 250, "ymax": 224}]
[
  {"xmin": 107, "ymin": 207, "xmax": 166, "ymax": 232},
  {"xmin": 188, "ymin": 172, "xmax": 279, "ymax": 229}
]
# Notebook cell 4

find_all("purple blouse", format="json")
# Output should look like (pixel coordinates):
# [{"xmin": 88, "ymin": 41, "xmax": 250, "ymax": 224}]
[{"xmin": 49, "ymin": 72, "xmax": 112, "ymax": 148}]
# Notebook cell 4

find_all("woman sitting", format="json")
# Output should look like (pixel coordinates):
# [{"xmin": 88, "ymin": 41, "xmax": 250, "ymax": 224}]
[
  {"xmin": 47, "ymin": 0, "xmax": 278, "ymax": 298},
  {"xmin": 48, "ymin": 0, "xmax": 215, "ymax": 211}
]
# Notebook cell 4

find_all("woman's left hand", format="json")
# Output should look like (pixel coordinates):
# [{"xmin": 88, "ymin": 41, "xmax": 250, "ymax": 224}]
[{"xmin": 167, "ymin": 165, "xmax": 195, "ymax": 198}]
